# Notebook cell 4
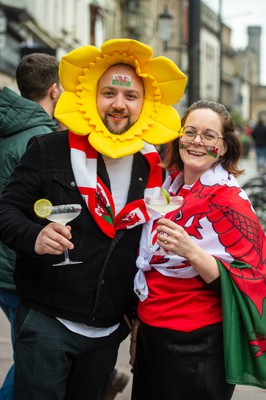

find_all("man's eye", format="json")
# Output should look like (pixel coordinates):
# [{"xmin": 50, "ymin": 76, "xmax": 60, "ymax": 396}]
[
  {"xmin": 126, "ymin": 93, "xmax": 137, "ymax": 100},
  {"xmin": 103, "ymin": 90, "xmax": 115, "ymax": 97}
]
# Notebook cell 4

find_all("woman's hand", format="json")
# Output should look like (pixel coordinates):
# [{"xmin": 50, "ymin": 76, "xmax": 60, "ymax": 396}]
[
  {"xmin": 156, "ymin": 217, "xmax": 220, "ymax": 283},
  {"xmin": 156, "ymin": 217, "xmax": 194, "ymax": 258}
]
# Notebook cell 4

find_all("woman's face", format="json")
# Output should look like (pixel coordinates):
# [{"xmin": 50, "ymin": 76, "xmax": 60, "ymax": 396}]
[{"xmin": 179, "ymin": 108, "xmax": 227, "ymax": 183}]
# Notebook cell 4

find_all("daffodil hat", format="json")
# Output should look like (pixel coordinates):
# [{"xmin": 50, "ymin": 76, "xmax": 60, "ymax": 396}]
[{"xmin": 55, "ymin": 38, "xmax": 187, "ymax": 158}]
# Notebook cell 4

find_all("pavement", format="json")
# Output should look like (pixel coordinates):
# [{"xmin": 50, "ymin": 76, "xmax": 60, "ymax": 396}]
[
  {"xmin": 236, "ymin": 149, "xmax": 259, "ymax": 187},
  {"xmin": 1, "ymin": 150, "xmax": 265, "ymax": 399},
  {"xmin": 1, "ymin": 308, "xmax": 266, "ymax": 399}
]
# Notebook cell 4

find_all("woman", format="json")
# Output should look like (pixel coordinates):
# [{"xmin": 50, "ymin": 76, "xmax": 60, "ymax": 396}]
[{"xmin": 131, "ymin": 100, "xmax": 266, "ymax": 400}]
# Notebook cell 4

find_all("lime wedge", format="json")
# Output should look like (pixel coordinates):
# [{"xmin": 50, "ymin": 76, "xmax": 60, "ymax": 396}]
[
  {"xmin": 160, "ymin": 188, "xmax": 170, "ymax": 204},
  {"xmin": 34, "ymin": 199, "xmax": 53, "ymax": 218}
]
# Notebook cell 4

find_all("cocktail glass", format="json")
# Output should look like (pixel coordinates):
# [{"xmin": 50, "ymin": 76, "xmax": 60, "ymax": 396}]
[
  {"xmin": 145, "ymin": 194, "xmax": 183, "ymax": 255},
  {"xmin": 45, "ymin": 204, "xmax": 82, "ymax": 266}
]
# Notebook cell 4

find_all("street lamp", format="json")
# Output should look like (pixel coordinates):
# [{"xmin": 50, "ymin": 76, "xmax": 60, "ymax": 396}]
[{"xmin": 157, "ymin": 4, "xmax": 184, "ymax": 52}]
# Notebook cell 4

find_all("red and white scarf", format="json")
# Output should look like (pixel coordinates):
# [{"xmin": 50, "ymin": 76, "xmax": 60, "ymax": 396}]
[{"xmin": 69, "ymin": 131, "xmax": 162, "ymax": 238}]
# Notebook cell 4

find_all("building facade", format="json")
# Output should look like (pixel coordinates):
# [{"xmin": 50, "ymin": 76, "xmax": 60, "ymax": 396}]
[{"xmin": 0, "ymin": 0, "xmax": 265, "ymax": 124}]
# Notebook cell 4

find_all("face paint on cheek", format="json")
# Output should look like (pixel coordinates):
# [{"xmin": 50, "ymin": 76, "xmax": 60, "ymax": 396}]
[
  {"xmin": 179, "ymin": 140, "xmax": 186, "ymax": 149},
  {"xmin": 112, "ymin": 74, "xmax": 131, "ymax": 87},
  {"xmin": 206, "ymin": 146, "xmax": 219, "ymax": 158}
]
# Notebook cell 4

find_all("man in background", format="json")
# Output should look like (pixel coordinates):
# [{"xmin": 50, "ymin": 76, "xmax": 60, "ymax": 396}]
[{"xmin": 0, "ymin": 52, "xmax": 61, "ymax": 400}]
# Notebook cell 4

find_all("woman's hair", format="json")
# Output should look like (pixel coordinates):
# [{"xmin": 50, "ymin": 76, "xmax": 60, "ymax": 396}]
[{"xmin": 164, "ymin": 100, "xmax": 244, "ymax": 177}]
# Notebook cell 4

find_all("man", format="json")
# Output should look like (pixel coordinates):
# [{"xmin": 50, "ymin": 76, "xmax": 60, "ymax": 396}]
[
  {"xmin": 0, "ymin": 39, "xmax": 187, "ymax": 399},
  {"xmin": 0, "ymin": 52, "xmax": 62, "ymax": 400}
]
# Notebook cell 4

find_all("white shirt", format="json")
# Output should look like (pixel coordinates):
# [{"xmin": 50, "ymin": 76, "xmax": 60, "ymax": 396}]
[{"xmin": 58, "ymin": 155, "xmax": 133, "ymax": 337}]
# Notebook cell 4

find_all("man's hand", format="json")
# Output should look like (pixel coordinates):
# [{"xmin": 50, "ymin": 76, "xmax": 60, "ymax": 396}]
[{"xmin": 34, "ymin": 223, "xmax": 74, "ymax": 255}]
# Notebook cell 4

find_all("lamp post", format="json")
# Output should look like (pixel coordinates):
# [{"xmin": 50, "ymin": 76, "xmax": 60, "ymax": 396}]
[
  {"xmin": 157, "ymin": 2, "xmax": 200, "ymax": 107},
  {"xmin": 157, "ymin": 4, "xmax": 185, "ymax": 53},
  {"xmin": 187, "ymin": 0, "xmax": 200, "ymax": 105},
  {"xmin": 218, "ymin": 0, "xmax": 222, "ymax": 103},
  {"xmin": 157, "ymin": 4, "xmax": 188, "ymax": 112}
]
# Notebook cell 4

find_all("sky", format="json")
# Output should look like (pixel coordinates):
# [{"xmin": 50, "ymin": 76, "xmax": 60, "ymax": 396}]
[{"xmin": 204, "ymin": 0, "xmax": 266, "ymax": 85}]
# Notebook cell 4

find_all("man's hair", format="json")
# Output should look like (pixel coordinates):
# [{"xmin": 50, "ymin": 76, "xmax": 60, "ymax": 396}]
[{"xmin": 16, "ymin": 53, "xmax": 59, "ymax": 101}]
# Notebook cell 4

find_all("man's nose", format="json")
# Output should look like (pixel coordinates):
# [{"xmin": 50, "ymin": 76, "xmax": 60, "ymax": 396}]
[{"xmin": 112, "ymin": 93, "xmax": 126, "ymax": 109}]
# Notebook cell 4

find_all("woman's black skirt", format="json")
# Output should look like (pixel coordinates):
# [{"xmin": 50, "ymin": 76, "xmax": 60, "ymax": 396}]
[{"xmin": 131, "ymin": 322, "xmax": 235, "ymax": 400}]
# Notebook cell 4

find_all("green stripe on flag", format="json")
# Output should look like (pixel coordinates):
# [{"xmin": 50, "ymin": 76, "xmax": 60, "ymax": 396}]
[{"xmin": 218, "ymin": 260, "xmax": 266, "ymax": 389}]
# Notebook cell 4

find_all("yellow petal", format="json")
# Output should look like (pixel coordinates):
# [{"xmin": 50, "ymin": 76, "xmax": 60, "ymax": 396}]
[
  {"xmin": 54, "ymin": 92, "xmax": 94, "ymax": 134},
  {"xmin": 142, "ymin": 105, "xmax": 182, "ymax": 144},
  {"xmin": 156, "ymin": 103, "xmax": 182, "ymax": 132},
  {"xmin": 101, "ymin": 38, "xmax": 153, "ymax": 67},
  {"xmin": 141, "ymin": 57, "xmax": 187, "ymax": 104},
  {"xmin": 89, "ymin": 131, "xmax": 143, "ymax": 158},
  {"xmin": 59, "ymin": 46, "xmax": 101, "ymax": 91}
]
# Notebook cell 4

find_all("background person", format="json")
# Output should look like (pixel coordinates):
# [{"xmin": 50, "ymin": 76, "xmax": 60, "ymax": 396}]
[
  {"xmin": 251, "ymin": 118, "xmax": 266, "ymax": 173},
  {"xmin": 0, "ymin": 39, "xmax": 187, "ymax": 400},
  {"xmin": 131, "ymin": 100, "xmax": 266, "ymax": 400},
  {"xmin": 0, "ymin": 52, "xmax": 61, "ymax": 400}
]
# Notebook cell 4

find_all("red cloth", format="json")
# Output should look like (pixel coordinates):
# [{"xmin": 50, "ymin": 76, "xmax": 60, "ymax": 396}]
[{"xmin": 137, "ymin": 269, "xmax": 222, "ymax": 331}]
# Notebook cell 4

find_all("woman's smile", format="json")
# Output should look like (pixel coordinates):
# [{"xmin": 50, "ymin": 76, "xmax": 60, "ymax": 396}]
[{"xmin": 187, "ymin": 148, "xmax": 206, "ymax": 157}]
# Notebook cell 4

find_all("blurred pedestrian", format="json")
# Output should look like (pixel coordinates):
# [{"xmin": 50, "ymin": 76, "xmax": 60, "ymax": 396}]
[
  {"xmin": 0, "ymin": 52, "xmax": 61, "ymax": 400},
  {"xmin": 251, "ymin": 118, "xmax": 266, "ymax": 172},
  {"xmin": 236, "ymin": 126, "xmax": 252, "ymax": 158},
  {"xmin": 131, "ymin": 100, "xmax": 266, "ymax": 400},
  {"xmin": 0, "ymin": 39, "xmax": 187, "ymax": 399}
]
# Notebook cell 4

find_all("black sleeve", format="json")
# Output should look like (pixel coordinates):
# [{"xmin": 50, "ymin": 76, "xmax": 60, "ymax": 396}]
[
  {"xmin": 206, "ymin": 276, "xmax": 221, "ymax": 294},
  {"xmin": 0, "ymin": 136, "xmax": 45, "ymax": 256}
]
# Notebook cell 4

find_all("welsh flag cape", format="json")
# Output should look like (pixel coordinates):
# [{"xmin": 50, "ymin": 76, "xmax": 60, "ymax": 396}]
[
  {"xmin": 219, "ymin": 258, "xmax": 266, "ymax": 388},
  {"xmin": 179, "ymin": 167, "xmax": 266, "ymax": 388},
  {"xmin": 177, "ymin": 167, "xmax": 266, "ymax": 388},
  {"xmin": 136, "ymin": 164, "xmax": 266, "ymax": 388}
]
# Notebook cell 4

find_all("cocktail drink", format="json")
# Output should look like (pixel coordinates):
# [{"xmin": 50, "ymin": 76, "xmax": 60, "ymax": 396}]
[
  {"xmin": 45, "ymin": 204, "xmax": 82, "ymax": 266},
  {"xmin": 145, "ymin": 192, "xmax": 183, "ymax": 255},
  {"xmin": 46, "ymin": 207, "xmax": 81, "ymax": 225},
  {"xmin": 145, "ymin": 198, "xmax": 182, "ymax": 216}
]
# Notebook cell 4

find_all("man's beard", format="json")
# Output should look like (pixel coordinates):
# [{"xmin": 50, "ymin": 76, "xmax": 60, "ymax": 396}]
[{"xmin": 103, "ymin": 112, "xmax": 132, "ymax": 135}]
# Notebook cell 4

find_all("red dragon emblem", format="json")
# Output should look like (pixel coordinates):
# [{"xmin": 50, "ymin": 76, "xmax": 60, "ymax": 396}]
[
  {"xmin": 152, "ymin": 179, "xmax": 266, "ymax": 316},
  {"xmin": 249, "ymin": 337, "xmax": 266, "ymax": 358}
]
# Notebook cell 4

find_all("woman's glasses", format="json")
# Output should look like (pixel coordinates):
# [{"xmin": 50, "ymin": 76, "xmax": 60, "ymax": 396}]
[{"xmin": 180, "ymin": 126, "xmax": 224, "ymax": 146}]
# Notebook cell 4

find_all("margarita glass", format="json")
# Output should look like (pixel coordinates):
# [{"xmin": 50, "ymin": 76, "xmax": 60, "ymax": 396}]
[
  {"xmin": 45, "ymin": 204, "xmax": 82, "ymax": 266},
  {"xmin": 145, "ymin": 193, "xmax": 183, "ymax": 255}
]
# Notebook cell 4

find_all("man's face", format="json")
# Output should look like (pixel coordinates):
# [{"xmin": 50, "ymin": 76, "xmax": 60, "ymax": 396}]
[{"xmin": 96, "ymin": 64, "xmax": 144, "ymax": 134}]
